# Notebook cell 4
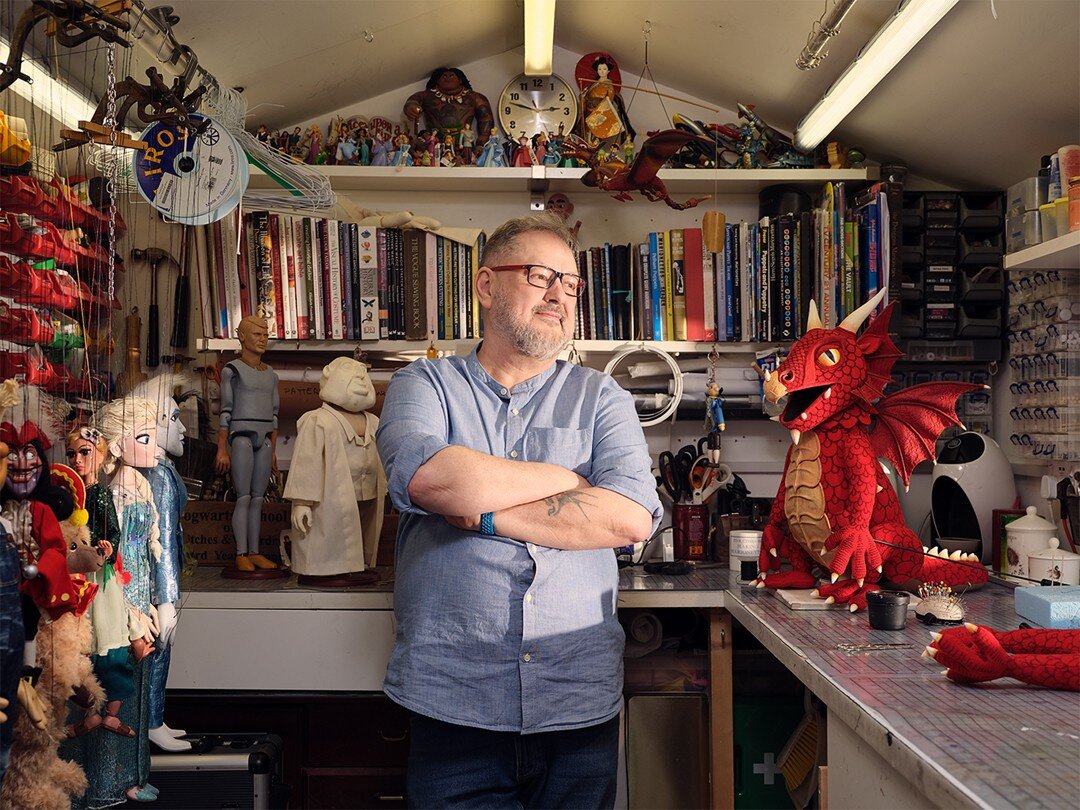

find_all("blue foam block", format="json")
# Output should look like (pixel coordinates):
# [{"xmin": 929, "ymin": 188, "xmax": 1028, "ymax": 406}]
[{"xmin": 1014, "ymin": 585, "xmax": 1080, "ymax": 629}]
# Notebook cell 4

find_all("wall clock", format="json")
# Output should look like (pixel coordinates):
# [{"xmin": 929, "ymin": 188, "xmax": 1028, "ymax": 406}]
[{"xmin": 497, "ymin": 73, "xmax": 578, "ymax": 138}]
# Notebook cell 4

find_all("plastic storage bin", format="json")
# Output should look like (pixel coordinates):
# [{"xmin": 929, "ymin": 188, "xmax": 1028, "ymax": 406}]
[
  {"xmin": 1007, "ymin": 176, "xmax": 1051, "ymax": 216},
  {"xmin": 925, "ymin": 192, "xmax": 958, "ymax": 228},
  {"xmin": 1040, "ymin": 202, "xmax": 1059, "ymax": 241},
  {"xmin": 959, "ymin": 192, "xmax": 1004, "ymax": 229},
  {"xmin": 902, "ymin": 192, "xmax": 925, "ymax": 229},
  {"xmin": 959, "ymin": 232, "xmax": 1003, "ymax": 267}
]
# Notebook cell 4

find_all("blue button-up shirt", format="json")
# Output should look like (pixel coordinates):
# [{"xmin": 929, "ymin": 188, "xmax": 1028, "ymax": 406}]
[{"xmin": 376, "ymin": 348, "xmax": 662, "ymax": 733}]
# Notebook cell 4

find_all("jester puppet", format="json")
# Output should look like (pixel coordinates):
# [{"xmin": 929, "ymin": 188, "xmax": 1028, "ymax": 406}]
[
  {"xmin": 755, "ymin": 290, "xmax": 989, "ymax": 611},
  {"xmin": 0, "ymin": 381, "xmax": 82, "ymax": 691}
]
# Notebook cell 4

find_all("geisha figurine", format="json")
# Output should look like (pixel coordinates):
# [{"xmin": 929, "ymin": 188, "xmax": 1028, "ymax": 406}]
[
  {"xmin": 215, "ymin": 316, "xmax": 283, "ymax": 575},
  {"xmin": 576, "ymin": 52, "xmax": 636, "ymax": 149},
  {"xmin": 131, "ymin": 376, "xmax": 193, "ymax": 751},
  {"xmin": 69, "ymin": 396, "xmax": 164, "ymax": 804},
  {"xmin": 283, "ymin": 358, "xmax": 386, "ymax": 586}
]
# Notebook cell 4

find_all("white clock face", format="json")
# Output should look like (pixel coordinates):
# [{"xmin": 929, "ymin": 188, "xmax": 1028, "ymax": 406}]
[{"xmin": 498, "ymin": 73, "xmax": 578, "ymax": 139}]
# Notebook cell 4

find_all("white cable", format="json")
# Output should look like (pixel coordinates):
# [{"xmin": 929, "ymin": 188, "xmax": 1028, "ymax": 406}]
[{"xmin": 604, "ymin": 344, "xmax": 683, "ymax": 427}]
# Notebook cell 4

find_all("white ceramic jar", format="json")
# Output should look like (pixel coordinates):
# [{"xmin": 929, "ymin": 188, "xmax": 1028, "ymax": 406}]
[
  {"xmin": 1006, "ymin": 506, "xmax": 1058, "ymax": 579},
  {"xmin": 1028, "ymin": 538, "xmax": 1080, "ymax": 586}
]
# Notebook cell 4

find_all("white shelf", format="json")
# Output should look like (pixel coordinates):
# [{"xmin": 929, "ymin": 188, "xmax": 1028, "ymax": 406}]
[
  {"xmin": 246, "ymin": 164, "xmax": 877, "ymax": 195},
  {"xmin": 196, "ymin": 338, "xmax": 785, "ymax": 355},
  {"xmin": 1004, "ymin": 230, "xmax": 1080, "ymax": 270}
]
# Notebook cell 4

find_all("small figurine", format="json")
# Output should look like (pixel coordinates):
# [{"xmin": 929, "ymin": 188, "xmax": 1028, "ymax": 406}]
[
  {"xmin": 370, "ymin": 134, "xmax": 390, "ymax": 167},
  {"xmin": 357, "ymin": 124, "xmax": 372, "ymax": 165},
  {"xmin": 440, "ymin": 134, "xmax": 457, "ymax": 166},
  {"xmin": 704, "ymin": 381, "xmax": 726, "ymax": 465},
  {"xmin": 576, "ymin": 52, "xmax": 636, "ymax": 149},
  {"xmin": 214, "ymin": 315, "xmax": 283, "ymax": 575},
  {"xmin": 336, "ymin": 134, "xmax": 358, "ymax": 165},
  {"xmin": 457, "ymin": 123, "xmax": 476, "ymax": 165},
  {"xmin": 545, "ymin": 192, "xmax": 581, "ymax": 241},
  {"xmin": 475, "ymin": 131, "xmax": 508, "ymax": 167},
  {"xmin": 255, "ymin": 124, "xmax": 269, "ymax": 143},
  {"xmin": 512, "ymin": 131, "xmax": 534, "ymax": 167},
  {"xmin": 283, "ymin": 358, "xmax": 386, "ymax": 586},
  {"xmin": 287, "ymin": 126, "xmax": 302, "ymax": 156},
  {"xmin": 403, "ymin": 66, "xmax": 494, "ymax": 145}
]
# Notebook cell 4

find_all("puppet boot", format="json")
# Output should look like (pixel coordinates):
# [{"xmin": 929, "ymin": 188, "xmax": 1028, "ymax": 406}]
[
  {"xmin": 149, "ymin": 725, "xmax": 192, "ymax": 751},
  {"xmin": 246, "ymin": 553, "xmax": 278, "ymax": 570},
  {"xmin": 234, "ymin": 555, "xmax": 256, "ymax": 572}
]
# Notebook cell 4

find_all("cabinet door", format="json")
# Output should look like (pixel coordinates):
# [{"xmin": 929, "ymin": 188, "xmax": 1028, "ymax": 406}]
[
  {"xmin": 305, "ymin": 695, "xmax": 411, "ymax": 767},
  {"xmin": 303, "ymin": 767, "xmax": 407, "ymax": 809}
]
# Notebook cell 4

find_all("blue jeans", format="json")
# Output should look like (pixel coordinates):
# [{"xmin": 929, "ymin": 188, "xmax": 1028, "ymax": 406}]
[
  {"xmin": 406, "ymin": 713, "xmax": 619, "ymax": 809},
  {"xmin": 0, "ymin": 537, "xmax": 26, "ymax": 787}
]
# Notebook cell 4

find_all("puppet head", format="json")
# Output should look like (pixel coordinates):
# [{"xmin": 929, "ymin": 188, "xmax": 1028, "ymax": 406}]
[
  {"xmin": 0, "ymin": 382, "xmax": 71, "ymax": 517},
  {"xmin": 763, "ymin": 289, "xmax": 902, "ymax": 437},
  {"xmin": 93, "ymin": 397, "xmax": 160, "ymax": 476},
  {"xmin": 129, "ymin": 373, "xmax": 194, "ymax": 458},
  {"xmin": 66, "ymin": 426, "xmax": 109, "ymax": 485},
  {"xmin": 236, "ymin": 314, "xmax": 270, "ymax": 357},
  {"xmin": 320, "ymin": 357, "xmax": 375, "ymax": 414},
  {"xmin": 546, "ymin": 193, "xmax": 575, "ymax": 221}
]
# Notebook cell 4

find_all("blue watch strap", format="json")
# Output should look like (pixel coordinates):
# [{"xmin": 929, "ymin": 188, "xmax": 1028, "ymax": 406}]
[{"xmin": 480, "ymin": 512, "xmax": 495, "ymax": 536}]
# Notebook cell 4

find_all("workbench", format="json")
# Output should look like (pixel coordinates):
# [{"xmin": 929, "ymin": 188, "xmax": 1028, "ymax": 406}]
[{"xmin": 170, "ymin": 567, "xmax": 1078, "ymax": 809}]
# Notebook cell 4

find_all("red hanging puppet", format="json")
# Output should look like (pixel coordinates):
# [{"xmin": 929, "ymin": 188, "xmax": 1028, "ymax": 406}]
[{"xmin": 756, "ymin": 290, "xmax": 989, "ymax": 610}]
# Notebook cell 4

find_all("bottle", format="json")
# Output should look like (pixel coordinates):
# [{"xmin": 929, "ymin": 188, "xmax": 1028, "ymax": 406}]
[{"xmin": 1069, "ymin": 178, "xmax": 1080, "ymax": 233}]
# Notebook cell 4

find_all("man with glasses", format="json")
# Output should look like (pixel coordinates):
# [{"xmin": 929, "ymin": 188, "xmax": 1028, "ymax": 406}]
[{"xmin": 377, "ymin": 213, "xmax": 661, "ymax": 808}]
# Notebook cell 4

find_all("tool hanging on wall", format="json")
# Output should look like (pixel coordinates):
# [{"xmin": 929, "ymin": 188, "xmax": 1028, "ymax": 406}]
[
  {"xmin": 130, "ymin": 247, "xmax": 176, "ymax": 368},
  {"xmin": 169, "ymin": 226, "xmax": 192, "ymax": 352},
  {"xmin": 119, "ymin": 307, "xmax": 148, "ymax": 394}
]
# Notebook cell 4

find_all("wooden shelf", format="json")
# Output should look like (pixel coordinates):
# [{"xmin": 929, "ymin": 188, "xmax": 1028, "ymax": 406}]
[
  {"xmin": 246, "ymin": 164, "xmax": 878, "ymax": 194},
  {"xmin": 196, "ymin": 338, "xmax": 785, "ymax": 355},
  {"xmin": 1004, "ymin": 230, "xmax": 1080, "ymax": 270}
]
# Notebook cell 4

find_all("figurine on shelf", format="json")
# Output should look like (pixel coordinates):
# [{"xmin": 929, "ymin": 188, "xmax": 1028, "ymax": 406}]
[
  {"xmin": 533, "ymin": 131, "xmax": 549, "ymax": 164},
  {"xmin": 283, "ymin": 358, "xmax": 386, "ymax": 587},
  {"xmin": 512, "ymin": 131, "xmax": 535, "ymax": 167},
  {"xmin": 457, "ymin": 123, "xmax": 476, "ymax": 165},
  {"xmin": 130, "ymin": 376, "xmax": 193, "ymax": 752},
  {"xmin": 82, "ymin": 395, "xmax": 164, "ymax": 804},
  {"xmin": 440, "ymin": 134, "xmax": 457, "ymax": 167},
  {"xmin": 287, "ymin": 126, "xmax": 302, "ymax": 157},
  {"xmin": 357, "ymin": 124, "xmax": 372, "ymax": 165},
  {"xmin": 403, "ymin": 66, "xmax": 494, "ymax": 146},
  {"xmin": 545, "ymin": 192, "xmax": 582, "ymax": 241},
  {"xmin": 215, "ymin": 316, "xmax": 283, "ymax": 575},
  {"xmin": 370, "ymin": 134, "xmax": 391, "ymax": 166},
  {"xmin": 336, "ymin": 133, "xmax": 358, "ymax": 165},
  {"xmin": 255, "ymin": 124, "xmax": 269, "ymax": 144},
  {"xmin": 576, "ymin": 52, "xmax": 636, "ymax": 148},
  {"xmin": 475, "ymin": 131, "xmax": 508, "ymax": 167}
]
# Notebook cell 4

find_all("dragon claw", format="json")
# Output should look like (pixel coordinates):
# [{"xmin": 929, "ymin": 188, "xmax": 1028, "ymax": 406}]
[
  {"xmin": 824, "ymin": 596, "xmax": 835, "ymax": 604},
  {"xmin": 965, "ymin": 622, "xmax": 979, "ymax": 633},
  {"xmin": 769, "ymin": 548, "xmax": 777, "ymax": 557},
  {"xmin": 830, "ymin": 572, "xmax": 839, "ymax": 583},
  {"xmin": 930, "ymin": 632, "xmax": 943, "ymax": 642},
  {"xmin": 810, "ymin": 589, "xmax": 819, "ymax": 597},
  {"xmin": 849, "ymin": 603, "xmax": 859, "ymax": 613},
  {"xmin": 924, "ymin": 646, "xmax": 937, "ymax": 659}
]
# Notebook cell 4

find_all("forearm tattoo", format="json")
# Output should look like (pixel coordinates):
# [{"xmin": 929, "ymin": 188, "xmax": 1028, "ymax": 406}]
[{"xmin": 544, "ymin": 490, "xmax": 596, "ymax": 520}]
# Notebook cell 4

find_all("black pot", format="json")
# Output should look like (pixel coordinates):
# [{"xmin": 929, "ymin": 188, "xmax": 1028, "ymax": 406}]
[{"xmin": 866, "ymin": 590, "xmax": 910, "ymax": 631}]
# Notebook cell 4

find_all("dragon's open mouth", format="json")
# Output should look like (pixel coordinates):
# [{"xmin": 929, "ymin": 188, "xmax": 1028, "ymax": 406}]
[{"xmin": 783, "ymin": 385, "xmax": 830, "ymax": 423}]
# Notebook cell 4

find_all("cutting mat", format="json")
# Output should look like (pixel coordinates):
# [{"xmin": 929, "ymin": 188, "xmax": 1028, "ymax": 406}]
[{"xmin": 774, "ymin": 588, "xmax": 922, "ymax": 611}]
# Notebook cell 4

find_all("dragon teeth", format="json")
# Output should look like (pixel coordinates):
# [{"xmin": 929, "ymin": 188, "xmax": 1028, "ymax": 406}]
[
  {"xmin": 791, "ymin": 430, "xmax": 801, "ymax": 445},
  {"xmin": 800, "ymin": 412, "xmax": 809, "ymax": 421},
  {"xmin": 949, "ymin": 549, "xmax": 962, "ymax": 560},
  {"xmin": 823, "ymin": 387, "xmax": 832, "ymax": 399},
  {"xmin": 928, "ymin": 547, "xmax": 941, "ymax": 557},
  {"xmin": 764, "ymin": 369, "xmax": 771, "ymax": 382}
]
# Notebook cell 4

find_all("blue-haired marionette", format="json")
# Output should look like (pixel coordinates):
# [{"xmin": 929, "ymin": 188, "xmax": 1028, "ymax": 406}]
[{"xmin": 705, "ymin": 380, "xmax": 725, "ymax": 465}]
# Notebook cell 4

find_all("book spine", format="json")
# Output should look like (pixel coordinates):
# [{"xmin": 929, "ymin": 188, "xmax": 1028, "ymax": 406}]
[
  {"xmin": 268, "ymin": 215, "xmax": 286, "ymax": 338},
  {"xmin": 436, "ymin": 237, "xmax": 446, "ymax": 339},
  {"xmin": 425, "ymin": 232, "xmax": 438, "ymax": 342},
  {"xmin": 457, "ymin": 241, "xmax": 467, "ymax": 339},
  {"xmin": 240, "ymin": 213, "xmax": 253, "ymax": 319},
  {"xmin": 318, "ymin": 219, "xmax": 331, "ymax": 339},
  {"xmin": 638, "ymin": 243, "xmax": 652, "ymax": 340},
  {"xmin": 669, "ymin": 229, "xmax": 687, "ymax": 340},
  {"xmin": 327, "ymin": 220, "xmax": 343, "ymax": 340},
  {"xmin": 376, "ymin": 228, "xmax": 389, "ymax": 338},
  {"xmin": 310, "ymin": 219, "xmax": 324, "ymax": 339},
  {"xmin": 253, "ymin": 211, "xmax": 276, "ymax": 337},
  {"xmin": 701, "ymin": 232, "xmax": 716, "ymax": 342},
  {"xmin": 450, "ymin": 239, "xmax": 460, "ymax": 339},
  {"xmin": 342, "ymin": 223, "xmax": 355, "ymax": 340},
  {"xmin": 402, "ymin": 229, "xmax": 426, "ymax": 340},
  {"xmin": 648, "ymin": 232, "xmax": 662, "ymax": 340},
  {"xmin": 302, "ymin": 218, "xmax": 316, "ymax": 338},
  {"xmin": 682, "ymin": 228, "xmax": 705, "ymax": 342},
  {"xmin": 659, "ymin": 231, "xmax": 672, "ymax": 339},
  {"xmin": 778, "ymin": 214, "xmax": 796, "ymax": 341},
  {"xmin": 353, "ymin": 225, "xmax": 374, "ymax": 340}
]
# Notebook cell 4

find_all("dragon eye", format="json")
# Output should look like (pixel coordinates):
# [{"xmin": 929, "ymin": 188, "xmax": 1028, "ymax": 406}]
[{"xmin": 817, "ymin": 348, "xmax": 841, "ymax": 367}]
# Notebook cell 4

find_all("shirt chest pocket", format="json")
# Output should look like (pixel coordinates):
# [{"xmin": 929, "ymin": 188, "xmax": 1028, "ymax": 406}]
[{"xmin": 524, "ymin": 427, "xmax": 593, "ymax": 477}]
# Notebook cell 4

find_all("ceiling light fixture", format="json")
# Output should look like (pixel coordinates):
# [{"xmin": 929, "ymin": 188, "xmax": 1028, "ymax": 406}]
[
  {"xmin": 0, "ymin": 37, "xmax": 98, "ymax": 124},
  {"xmin": 794, "ymin": 0, "xmax": 958, "ymax": 150},
  {"xmin": 797, "ymin": 0, "xmax": 860, "ymax": 71},
  {"xmin": 524, "ymin": 0, "xmax": 556, "ymax": 76}
]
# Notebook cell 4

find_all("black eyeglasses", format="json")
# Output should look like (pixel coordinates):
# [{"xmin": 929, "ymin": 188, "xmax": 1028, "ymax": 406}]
[{"xmin": 488, "ymin": 264, "xmax": 587, "ymax": 297}]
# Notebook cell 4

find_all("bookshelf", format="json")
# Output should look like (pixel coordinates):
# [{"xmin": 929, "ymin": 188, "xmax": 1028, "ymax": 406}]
[
  {"xmin": 246, "ymin": 164, "xmax": 878, "ymax": 195},
  {"xmin": 1003, "ymin": 229, "xmax": 1080, "ymax": 270}
]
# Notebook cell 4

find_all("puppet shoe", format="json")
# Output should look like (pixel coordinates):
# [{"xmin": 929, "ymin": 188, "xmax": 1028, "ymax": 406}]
[
  {"xmin": 70, "ymin": 683, "xmax": 96, "ymax": 709},
  {"xmin": 149, "ymin": 725, "xmax": 192, "ymax": 751},
  {"xmin": 234, "ymin": 555, "xmax": 256, "ymax": 572},
  {"xmin": 126, "ymin": 785, "xmax": 158, "ymax": 802},
  {"xmin": 102, "ymin": 712, "xmax": 137, "ymax": 738},
  {"xmin": 17, "ymin": 676, "xmax": 48, "ymax": 730},
  {"xmin": 247, "ymin": 553, "xmax": 278, "ymax": 570},
  {"xmin": 66, "ymin": 712, "xmax": 103, "ymax": 738}
]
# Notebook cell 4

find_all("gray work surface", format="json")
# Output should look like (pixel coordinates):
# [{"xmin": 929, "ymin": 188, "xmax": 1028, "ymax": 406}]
[{"xmin": 181, "ymin": 565, "xmax": 1078, "ymax": 809}]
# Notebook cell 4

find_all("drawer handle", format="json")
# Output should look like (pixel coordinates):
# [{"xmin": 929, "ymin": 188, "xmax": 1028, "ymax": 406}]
[
  {"xmin": 378, "ymin": 728, "xmax": 407, "ymax": 743},
  {"xmin": 375, "ymin": 794, "xmax": 404, "ymax": 802}
]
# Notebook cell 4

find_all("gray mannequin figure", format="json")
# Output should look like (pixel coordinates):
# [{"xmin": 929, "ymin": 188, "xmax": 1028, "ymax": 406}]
[{"xmin": 215, "ymin": 316, "xmax": 282, "ymax": 573}]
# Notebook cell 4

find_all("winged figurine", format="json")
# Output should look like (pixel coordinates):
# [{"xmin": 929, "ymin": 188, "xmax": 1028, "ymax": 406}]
[{"xmin": 560, "ymin": 129, "xmax": 713, "ymax": 210}]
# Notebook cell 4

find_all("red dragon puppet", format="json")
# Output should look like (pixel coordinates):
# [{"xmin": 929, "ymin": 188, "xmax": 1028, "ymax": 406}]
[
  {"xmin": 756, "ymin": 289, "xmax": 989, "ymax": 610},
  {"xmin": 926, "ymin": 623, "xmax": 1079, "ymax": 691}
]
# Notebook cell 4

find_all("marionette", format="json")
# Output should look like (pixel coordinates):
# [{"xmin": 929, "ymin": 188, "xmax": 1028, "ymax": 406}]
[
  {"xmin": 284, "ymin": 358, "xmax": 386, "ymax": 586},
  {"xmin": 704, "ymin": 351, "xmax": 726, "ymax": 465},
  {"xmin": 215, "ymin": 315, "xmax": 283, "ymax": 575},
  {"xmin": 755, "ymin": 291, "xmax": 989, "ymax": 611},
  {"xmin": 130, "ymin": 376, "xmax": 193, "ymax": 751},
  {"xmin": 0, "ymin": 380, "xmax": 23, "ymax": 785},
  {"xmin": 576, "ymin": 53, "xmax": 636, "ymax": 148},
  {"xmin": 403, "ymin": 66, "xmax": 494, "ymax": 145},
  {"xmin": 74, "ymin": 396, "xmax": 163, "ymax": 804},
  {"xmin": 0, "ymin": 382, "xmax": 80, "ymax": 724}
]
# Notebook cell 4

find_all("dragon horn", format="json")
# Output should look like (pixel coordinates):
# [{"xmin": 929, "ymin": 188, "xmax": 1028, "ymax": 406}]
[
  {"xmin": 839, "ymin": 287, "xmax": 888, "ymax": 333},
  {"xmin": 806, "ymin": 300, "xmax": 823, "ymax": 331}
]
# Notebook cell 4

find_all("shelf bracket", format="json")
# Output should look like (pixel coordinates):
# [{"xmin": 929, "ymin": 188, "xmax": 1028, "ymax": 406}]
[{"xmin": 528, "ymin": 166, "xmax": 548, "ymax": 211}]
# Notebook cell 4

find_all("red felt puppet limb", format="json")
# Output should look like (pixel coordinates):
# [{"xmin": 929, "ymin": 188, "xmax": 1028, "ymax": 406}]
[
  {"xmin": 926, "ymin": 624, "xmax": 1080, "ymax": 691},
  {"xmin": 812, "ymin": 579, "xmax": 881, "ymax": 612}
]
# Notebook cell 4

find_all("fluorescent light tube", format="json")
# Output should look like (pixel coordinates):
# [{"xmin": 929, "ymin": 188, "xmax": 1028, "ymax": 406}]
[
  {"xmin": 524, "ymin": 0, "xmax": 556, "ymax": 76},
  {"xmin": 795, "ymin": 0, "xmax": 958, "ymax": 150},
  {"xmin": 0, "ymin": 38, "xmax": 99, "ymax": 124}
]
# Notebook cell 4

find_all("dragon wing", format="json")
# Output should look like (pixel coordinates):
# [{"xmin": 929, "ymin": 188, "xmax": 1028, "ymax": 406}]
[
  {"xmin": 870, "ymin": 382, "xmax": 983, "ymax": 486},
  {"xmin": 626, "ymin": 130, "xmax": 707, "ymax": 187},
  {"xmin": 855, "ymin": 302, "xmax": 904, "ymax": 403}
]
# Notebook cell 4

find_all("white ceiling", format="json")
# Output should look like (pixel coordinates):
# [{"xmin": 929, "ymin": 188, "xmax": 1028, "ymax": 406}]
[{"xmin": 4, "ymin": 0, "xmax": 1079, "ymax": 189}]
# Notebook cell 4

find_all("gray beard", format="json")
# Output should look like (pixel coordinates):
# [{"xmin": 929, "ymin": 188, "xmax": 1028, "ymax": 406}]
[{"xmin": 490, "ymin": 296, "xmax": 571, "ymax": 360}]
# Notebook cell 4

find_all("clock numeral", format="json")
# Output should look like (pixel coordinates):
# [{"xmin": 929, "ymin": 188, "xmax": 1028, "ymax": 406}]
[
  {"xmin": 563, "ymin": 108, "xmax": 570, "ymax": 115},
  {"xmin": 509, "ymin": 120, "xmax": 516, "ymax": 130},
  {"xmin": 519, "ymin": 82, "xmax": 528, "ymax": 92},
  {"xmin": 504, "ymin": 106, "xmax": 511, "ymax": 115},
  {"xmin": 532, "ymin": 78, "xmax": 543, "ymax": 88},
  {"xmin": 559, "ymin": 93, "xmax": 565, "ymax": 101},
  {"xmin": 510, "ymin": 92, "xmax": 520, "ymax": 101}
]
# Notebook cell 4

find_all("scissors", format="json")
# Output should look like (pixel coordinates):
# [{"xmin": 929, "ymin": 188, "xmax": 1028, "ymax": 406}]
[
  {"xmin": 658, "ymin": 450, "xmax": 693, "ymax": 503},
  {"xmin": 689, "ymin": 461, "xmax": 733, "ymax": 504}
]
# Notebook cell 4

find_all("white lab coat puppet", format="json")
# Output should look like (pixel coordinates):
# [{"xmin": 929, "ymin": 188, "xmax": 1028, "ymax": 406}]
[{"xmin": 284, "ymin": 358, "xmax": 386, "ymax": 582}]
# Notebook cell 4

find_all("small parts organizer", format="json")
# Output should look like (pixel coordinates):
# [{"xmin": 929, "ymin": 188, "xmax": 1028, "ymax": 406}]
[{"xmin": 1007, "ymin": 267, "xmax": 1080, "ymax": 461}]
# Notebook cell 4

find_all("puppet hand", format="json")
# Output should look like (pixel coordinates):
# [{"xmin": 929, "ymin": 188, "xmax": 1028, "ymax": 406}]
[
  {"xmin": 214, "ymin": 448, "xmax": 231, "ymax": 474},
  {"xmin": 96, "ymin": 540, "xmax": 113, "ymax": 559},
  {"xmin": 292, "ymin": 505, "xmax": 313, "ymax": 535},
  {"xmin": 445, "ymin": 515, "xmax": 482, "ymax": 532},
  {"xmin": 0, "ymin": 695, "xmax": 7, "ymax": 724},
  {"xmin": 130, "ymin": 637, "xmax": 156, "ymax": 663},
  {"xmin": 156, "ymin": 601, "xmax": 179, "ymax": 646},
  {"xmin": 757, "ymin": 523, "xmax": 788, "ymax": 574},
  {"xmin": 926, "ymin": 623, "xmax": 1011, "ymax": 684},
  {"xmin": 825, "ymin": 526, "xmax": 883, "ymax": 584}
]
